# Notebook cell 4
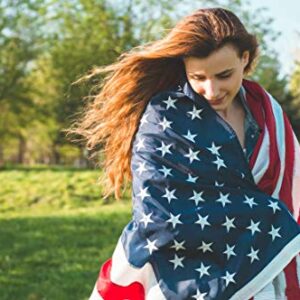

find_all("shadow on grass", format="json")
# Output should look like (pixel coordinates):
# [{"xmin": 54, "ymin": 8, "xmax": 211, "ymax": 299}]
[{"xmin": 0, "ymin": 211, "xmax": 131, "ymax": 300}]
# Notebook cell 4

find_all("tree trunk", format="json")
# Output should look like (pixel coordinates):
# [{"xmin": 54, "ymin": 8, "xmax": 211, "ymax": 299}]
[
  {"xmin": 17, "ymin": 135, "xmax": 26, "ymax": 164},
  {"xmin": 52, "ymin": 144, "xmax": 60, "ymax": 165},
  {"xmin": 0, "ymin": 144, "xmax": 4, "ymax": 167}
]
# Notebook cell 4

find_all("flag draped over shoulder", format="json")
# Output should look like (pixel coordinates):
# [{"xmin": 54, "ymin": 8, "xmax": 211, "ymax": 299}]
[{"xmin": 90, "ymin": 79, "xmax": 300, "ymax": 300}]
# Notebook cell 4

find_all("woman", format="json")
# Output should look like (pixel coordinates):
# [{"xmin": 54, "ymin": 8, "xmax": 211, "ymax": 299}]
[{"xmin": 73, "ymin": 7, "xmax": 300, "ymax": 300}]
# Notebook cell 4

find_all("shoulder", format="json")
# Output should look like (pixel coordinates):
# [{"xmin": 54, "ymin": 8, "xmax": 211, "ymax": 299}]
[
  {"xmin": 137, "ymin": 86, "xmax": 192, "ymax": 135},
  {"xmin": 242, "ymin": 79, "xmax": 282, "ymax": 108},
  {"xmin": 132, "ymin": 86, "xmax": 197, "ymax": 159},
  {"xmin": 242, "ymin": 79, "xmax": 267, "ymax": 98},
  {"xmin": 242, "ymin": 79, "xmax": 284, "ymax": 118},
  {"xmin": 144, "ymin": 86, "xmax": 190, "ymax": 117}
]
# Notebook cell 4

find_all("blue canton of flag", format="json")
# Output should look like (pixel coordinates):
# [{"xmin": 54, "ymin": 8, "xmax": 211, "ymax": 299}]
[{"xmin": 118, "ymin": 82, "xmax": 300, "ymax": 300}]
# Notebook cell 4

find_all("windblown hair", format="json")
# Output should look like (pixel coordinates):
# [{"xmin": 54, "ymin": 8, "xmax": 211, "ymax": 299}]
[{"xmin": 70, "ymin": 7, "xmax": 259, "ymax": 200}]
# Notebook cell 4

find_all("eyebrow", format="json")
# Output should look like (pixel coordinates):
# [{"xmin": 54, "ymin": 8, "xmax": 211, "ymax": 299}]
[{"xmin": 189, "ymin": 68, "xmax": 235, "ymax": 76}]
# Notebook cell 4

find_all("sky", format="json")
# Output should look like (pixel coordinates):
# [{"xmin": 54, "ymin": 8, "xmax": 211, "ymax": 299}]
[{"xmin": 250, "ymin": 0, "xmax": 300, "ymax": 76}]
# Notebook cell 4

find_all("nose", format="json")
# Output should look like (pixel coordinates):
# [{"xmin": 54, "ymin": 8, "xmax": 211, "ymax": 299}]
[{"xmin": 202, "ymin": 80, "xmax": 220, "ymax": 100}]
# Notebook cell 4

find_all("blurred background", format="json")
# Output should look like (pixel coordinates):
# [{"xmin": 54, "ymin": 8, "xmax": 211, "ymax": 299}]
[{"xmin": 0, "ymin": 0, "xmax": 299, "ymax": 299}]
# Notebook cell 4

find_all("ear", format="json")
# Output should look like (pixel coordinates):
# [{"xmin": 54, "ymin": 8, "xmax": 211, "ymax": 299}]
[{"xmin": 242, "ymin": 51, "xmax": 250, "ymax": 67}]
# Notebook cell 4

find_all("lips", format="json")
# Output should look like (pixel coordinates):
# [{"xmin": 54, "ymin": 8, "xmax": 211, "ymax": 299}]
[{"xmin": 209, "ymin": 95, "xmax": 226, "ymax": 105}]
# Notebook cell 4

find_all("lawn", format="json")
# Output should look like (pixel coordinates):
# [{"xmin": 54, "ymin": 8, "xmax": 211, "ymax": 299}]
[{"xmin": 0, "ymin": 166, "xmax": 132, "ymax": 300}]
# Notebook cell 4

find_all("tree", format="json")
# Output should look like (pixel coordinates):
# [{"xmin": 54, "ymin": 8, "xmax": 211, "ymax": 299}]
[
  {"xmin": 1, "ymin": 0, "xmax": 295, "ymax": 165},
  {"xmin": 0, "ymin": 0, "xmax": 48, "ymax": 164},
  {"xmin": 289, "ymin": 59, "xmax": 300, "ymax": 137}
]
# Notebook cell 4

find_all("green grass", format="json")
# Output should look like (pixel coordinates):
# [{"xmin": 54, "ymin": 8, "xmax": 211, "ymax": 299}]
[{"xmin": 0, "ymin": 166, "xmax": 132, "ymax": 299}]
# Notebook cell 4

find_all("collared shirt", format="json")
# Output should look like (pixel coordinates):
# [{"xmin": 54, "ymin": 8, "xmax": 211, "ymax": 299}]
[{"xmin": 238, "ymin": 86, "xmax": 261, "ymax": 162}]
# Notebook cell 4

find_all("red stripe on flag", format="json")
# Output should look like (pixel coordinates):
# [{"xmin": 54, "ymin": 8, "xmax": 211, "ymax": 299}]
[
  {"xmin": 243, "ymin": 80, "xmax": 280, "ymax": 194},
  {"xmin": 244, "ymin": 80, "xmax": 300, "ymax": 298},
  {"xmin": 256, "ymin": 90, "xmax": 280, "ymax": 194},
  {"xmin": 97, "ymin": 259, "xmax": 145, "ymax": 300},
  {"xmin": 280, "ymin": 114, "xmax": 300, "ymax": 297},
  {"xmin": 279, "ymin": 112, "xmax": 295, "ymax": 214},
  {"xmin": 284, "ymin": 257, "xmax": 300, "ymax": 299}
]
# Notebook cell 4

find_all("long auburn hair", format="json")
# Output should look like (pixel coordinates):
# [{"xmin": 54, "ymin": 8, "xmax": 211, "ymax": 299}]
[{"xmin": 69, "ymin": 7, "xmax": 259, "ymax": 200}]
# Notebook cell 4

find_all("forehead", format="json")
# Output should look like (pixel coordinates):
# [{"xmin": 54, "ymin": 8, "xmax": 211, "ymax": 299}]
[{"xmin": 183, "ymin": 44, "xmax": 241, "ymax": 74}]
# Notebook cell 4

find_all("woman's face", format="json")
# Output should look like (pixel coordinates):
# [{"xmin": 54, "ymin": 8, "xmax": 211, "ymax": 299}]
[{"xmin": 183, "ymin": 44, "xmax": 249, "ymax": 112}]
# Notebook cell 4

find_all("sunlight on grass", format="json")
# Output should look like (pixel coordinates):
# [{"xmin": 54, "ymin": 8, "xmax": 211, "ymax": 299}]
[{"xmin": 0, "ymin": 167, "xmax": 132, "ymax": 299}]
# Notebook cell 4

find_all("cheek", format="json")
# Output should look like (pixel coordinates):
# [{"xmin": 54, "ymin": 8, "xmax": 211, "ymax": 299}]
[
  {"xmin": 227, "ymin": 74, "xmax": 243, "ymax": 93},
  {"xmin": 189, "ymin": 80, "xmax": 204, "ymax": 94}
]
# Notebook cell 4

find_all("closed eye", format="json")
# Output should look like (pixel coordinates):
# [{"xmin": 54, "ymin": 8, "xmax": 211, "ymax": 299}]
[
  {"xmin": 217, "ymin": 73, "xmax": 232, "ymax": 79},
  {"xmin": 190, "ymin": 72, "xmax": 233, "ymax": 81},
  {"xmin": 191, "ymin": 75, "xmax": 205, "ymax": 81}
]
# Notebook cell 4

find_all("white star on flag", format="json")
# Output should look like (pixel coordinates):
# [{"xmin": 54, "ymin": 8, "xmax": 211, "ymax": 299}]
[
  {"xmin": 157, "ymin": 141, "xmax": 172, "ymax": 157},
  {"xmin": 222, "ymin": 216, "xmax": 236, "ymax": 232},
  {"xmin": 169, "ymin": 254, "xmax": 185, "ymax": 270},
  {"xmin": 144, "ymin": 238, "xmax": 158, "ymax": 254},
  {"xmin": 166, "ymin": 213, "xmax": 183, "ymax": 229},
  {"xmin": 159, "ymin": 165, "xmax": 173, "ymax": 177},
  {"xmin": 198, "ymin": 241, "xmax": 213, "ymax": 253},
  {"xmin": 222, "ymin": 271, "xmax": 236, "ymax": 286},
  {"xmin": 170, "ymin": 239, "xmax": 186, "ymax": 251},
  {"xmin": 216, "ymin": 192, "xmax": 231, "ymax": 207},
  {"xmin": 213, "ymin": 156, "xmax": 226, "ymax": 170},
  {"xmin": 137, "ymin": 186, "xmax": 150, "ymax": 200},
  {"xmin": 192, "ymin": 289, "xmax": 207, "ymax": 300},
  {"xmin": 140, "ymin": 212, "xmax": 154, "ymax": 227},
  {"xmin": 247, "ymin": 220, "xmax": 261, "ymax": 235},
  {"xmin": 268, "ymin": 200, "xmax": 281, "ymax": 213},
  {"xmin": 162, "ymin": 188, "xmax": 178, "ymax": 204},
  {"xmin": 207, "ymin": 142, "xmax": 222, "ymax": 156},
  {"xmin": 136, "ymin": 137, "xmax": 145, "ymax": 151},
  {"xmin": 189, "ymin": 190, "xmax": 205, "ymax": 205},
  {"xmin": 159, "ymin": 117, "xmax": 173, "ymax": 131},
  {"xmin": 196, "ymin": 262, "xmax": 211, "ymax": 278},
  {"xmin": 136, "ymin": 161, "xmax": 147, "ymax": 175},
  {"xmin": 247, "ymin": 247, "xmax": 259, "ymax": 263},
  {"xmin": 140, "ymin": 113, "xmax": 149, "ymax": 126},
  {"xmin": 163, "ymin": 96, "xmax": 178, "ymax": 110},
  {"xmin": 244, "ymin": 195, "xmax": 258, "ymax": 208},
  {"xmin": 186, "ymin": 173, "xmax": 198, "ymax": 183},
  {"xmin": 188, "ymin": 105, "xmax": 203, "ymax": 120},
  {"xmin": 195, "ymin": 214, "xmax": 211, "ymax": 230},
  {"xmin": 184, "ymin": 148, "xmax": 200, "ymax": 163},
  {"xmin": 223, "ymin": 244, "xmax": 237, "ymax": 260},
  {"xmin": 215, "ymin": 181, "xmax": 224, "ymax": 187},
  {"xmin": 268, "ymin": 225, "xmax": 282, "ymax": 241},
  {"xmin": 183, "ymin": 130, "xmax": 197, "ymax": 143}
]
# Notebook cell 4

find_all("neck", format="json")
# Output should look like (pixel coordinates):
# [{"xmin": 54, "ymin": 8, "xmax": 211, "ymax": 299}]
[{"xmin": 216, "ymin": 96, "xmax": 240, "ymax": 120}]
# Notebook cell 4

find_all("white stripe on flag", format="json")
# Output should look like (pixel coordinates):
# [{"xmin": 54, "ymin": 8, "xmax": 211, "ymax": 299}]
[
  {"xmin": 253, "ymin": 280, "xmax": 276, "ymax": 300},
  {"xmin": 252, "ymin": 125, "xmax": 270, "ymax": 184},
  {"xmin": 110, "ymin": 238, "xmax": 166, "ymax": 300},
  {"xmin": 273, "ymin": 270, "xmax": 287, "ymax": 299},
  {"xmin": 292, "ymin": 132, "xmax": 300, "ymax": 221},
  {"xmin": 89, "ymin": 283, "xmax": 103, "ymax": 300},
  {"xmin": 267, "ymin": 93, "xmax": 286, "ymax": 199}
]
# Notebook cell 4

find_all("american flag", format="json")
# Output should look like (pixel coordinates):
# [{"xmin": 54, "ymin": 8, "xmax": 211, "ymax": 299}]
[{"xmin": 90, "ymin": 79, "xmax": 300, "ymax": 300}]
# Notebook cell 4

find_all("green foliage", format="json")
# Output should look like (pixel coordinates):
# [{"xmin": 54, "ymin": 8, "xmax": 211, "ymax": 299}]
[
  {"xmin": 0, "ymin": 166, "xmax": 131, "ymax": 215},
  {"xmin": 288, "ymin": 60, "xmax": 300, "ymax": 136},
  {"xmin": 1, "ymin": 0, "xmax": 299, "ymax": 164},
  {"xmin": 290, "ymin": 61, "xmax": 300, "ymax": 117}
]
